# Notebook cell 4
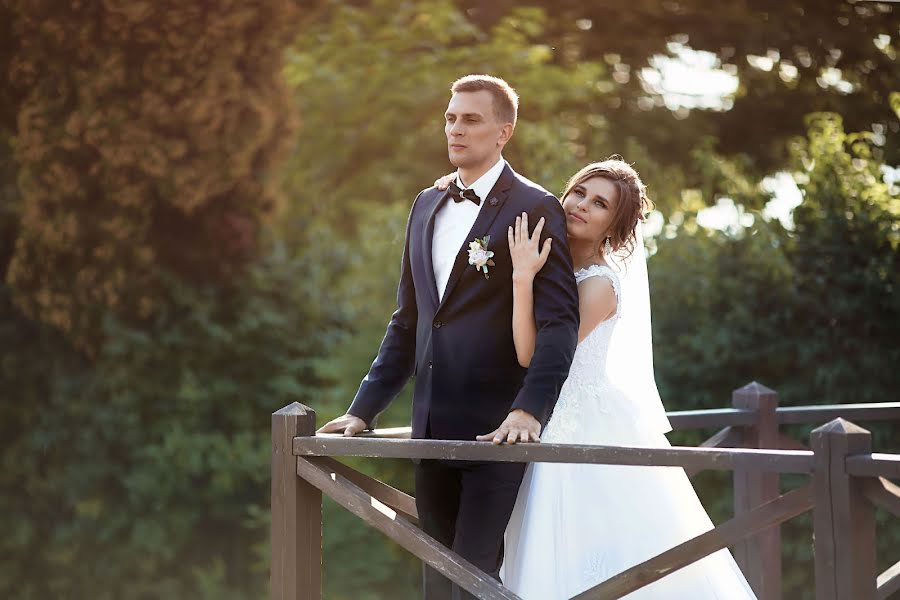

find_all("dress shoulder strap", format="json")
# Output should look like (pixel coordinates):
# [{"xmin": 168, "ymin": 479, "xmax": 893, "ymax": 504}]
[{"xmin": 574, "ymin": 264, "xmax": 621, "ymax": 317}]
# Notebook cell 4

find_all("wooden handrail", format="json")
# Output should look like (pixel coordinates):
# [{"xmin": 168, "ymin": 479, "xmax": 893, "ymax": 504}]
[
  {"xmin": 273, "ymin": 385, "xmax": 900, "ymax": 600},
  {"xmin": 346, "ymin": 401, "xmax": 900, "ymax": 437},
  {"xmin": 845, "ymin": 453, "xmax": 900, "ymax": 478},
  {"xmin": 668, "ymin": 408, "xmax": 757, "ymax": 429},
  {"xmin": 296, "ymin": 435, "xmax": 815, "ymax": 474},
  {"xmin": 777, "ymin": 402, "xmax": 900, "ymax": 425}
]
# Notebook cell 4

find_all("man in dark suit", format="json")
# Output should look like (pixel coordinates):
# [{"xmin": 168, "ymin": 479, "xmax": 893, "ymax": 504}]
[{"xmin": 317, "ymin": 74, "xmax": 579, "ymax": 599}]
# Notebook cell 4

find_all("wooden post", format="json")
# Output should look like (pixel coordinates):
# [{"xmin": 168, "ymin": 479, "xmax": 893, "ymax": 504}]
[
  {"xmin": 731, "ymin": 382, "xmax": 781, "ymax": 600},
  {"xmin": 812, "ymin": 419, "xmax": 877, "ymax": 600},
  {"xmin": 272, "ymin": 403, "xmax": 321, "ymax": 600}
]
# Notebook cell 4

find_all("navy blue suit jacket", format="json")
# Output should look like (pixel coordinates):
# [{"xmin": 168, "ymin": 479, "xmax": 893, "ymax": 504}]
[{"xmin": 349, "ymin": 163, "xmax": 580, "ymax": 440}]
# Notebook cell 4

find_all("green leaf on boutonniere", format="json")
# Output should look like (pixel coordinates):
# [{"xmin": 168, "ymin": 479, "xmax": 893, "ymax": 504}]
[
  {"xmin": 483, "ymin": 235, "xmax": 490, "ymax": 245},
  {"xmin": 487, "ymin": 260, "xmax": 495, "ymax": 267}
]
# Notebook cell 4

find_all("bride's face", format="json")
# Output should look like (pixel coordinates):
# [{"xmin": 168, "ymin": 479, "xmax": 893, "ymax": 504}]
[{"xmin": 562, "ymin": 176, "xmax": 620, "ymax": 244}]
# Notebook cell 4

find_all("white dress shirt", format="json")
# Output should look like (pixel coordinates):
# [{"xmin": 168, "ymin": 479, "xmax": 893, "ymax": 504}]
[{"xmin": 431, "ymin": 157, "xmax": 506, "ymax": 300}]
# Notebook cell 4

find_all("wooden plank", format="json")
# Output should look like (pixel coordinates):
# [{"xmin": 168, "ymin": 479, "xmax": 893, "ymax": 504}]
[
  {"xmin": 337, "ymin": 408, "xmax": 759, "ymax": 438},
  {"xmin": 295, "ymin": 457, "xmax": 521, "ymax": 600},
  {"xmin": 812, "ymin": 420, "xmax": 837, "ymax": 600},
  {"xmin": 845, "ymin": 453, "xmax": 900, "ymax": 478},
  {"xmin": 862, "ymin": 477, "xmax": 900, "ymax": 519},
  {"xmin": 731, "ymin": 382, "xmax": 782, "ymax": 600},
  {"xmin": 307, "ymin": 456, "xmax": 418, "ymax": 523},
  {"xmin": 667, "ymin": 408, "xmax": 757, "ymax": 429},
  {"xmin": 701, "ymin": 426, "xmax": 743, "ymax": 449},
  {"xmin": 272, "ymin": 404, "xmax": 321, "ymax": 600},
  {"xmin": 329, "ymin": 402, "xmax": 900, "ymax": 439},
  {"xmin": 572, "ymin": 485, "xmax": 813, "ymax": 600},
  {"xmin": 812, "ymin": 419, "xmax": 877, "ymax": 600},
  {"xmin": 297, "ymin": 436, "xmax": 815, "ymax": 474},
  {"xmin": 310, "ymin": 401, "xmax": 900, "ymax": 439},
  {"xmin": 685, "ymin": 426, "xmax": 743, "ymax": 478},
  {"xmin": 876, "ymin": 559, "xmax": 900, "ymax": 600},
  {"xmin": 777, "ymin": 402, "xmax": 900, "ymax": 425}
]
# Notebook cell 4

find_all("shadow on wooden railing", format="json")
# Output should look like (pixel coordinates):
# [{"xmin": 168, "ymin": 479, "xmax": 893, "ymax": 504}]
[{"xmin": 270, "ymin": 382, "xmax": 900, "ymax": 600}]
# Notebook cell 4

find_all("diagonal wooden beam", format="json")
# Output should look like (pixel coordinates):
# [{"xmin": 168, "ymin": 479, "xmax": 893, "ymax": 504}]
[
  {"xmin": 307, "ymin": 456, "xmax": 418, "ymax": 523},
  {"xmin": 877, "ymin": 558, "xmax": 900, "ymax": 600},
  {"xmin": 862, "ymin": 476, "xmax": 900, "ymax": 519},
  {"xmin": 686, "ymin": 426, "xmax": 743, "ymax": 478},
  {"xmin": 571, "ymin": 485, "xmax": 813, "ymax": 600},
  {"xmin": 296, "ymin": 457, "xmax": 521, "ymax": 600}
]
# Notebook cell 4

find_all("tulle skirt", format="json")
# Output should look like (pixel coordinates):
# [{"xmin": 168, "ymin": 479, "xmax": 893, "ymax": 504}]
[{"xmin": 500, "ymin": 388, "xmax": 757, "ymax": 600}]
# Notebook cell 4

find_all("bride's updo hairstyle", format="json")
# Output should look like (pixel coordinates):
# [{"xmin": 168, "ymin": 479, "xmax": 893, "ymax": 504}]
[{"xmin": 560, "ymin": 157, "xmax": 653, "ymax": 261}]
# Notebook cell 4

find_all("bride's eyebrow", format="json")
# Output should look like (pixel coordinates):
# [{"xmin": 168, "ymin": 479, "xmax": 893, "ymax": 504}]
[{"xmin": 574, "ymin": 184, "xmax": 609, "ymax": 203}]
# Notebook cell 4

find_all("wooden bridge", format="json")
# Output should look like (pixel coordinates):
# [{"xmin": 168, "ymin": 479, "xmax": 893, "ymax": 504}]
[{"xmin": 270, "ymin": 382, "xmax": 900, "ymax": 599}]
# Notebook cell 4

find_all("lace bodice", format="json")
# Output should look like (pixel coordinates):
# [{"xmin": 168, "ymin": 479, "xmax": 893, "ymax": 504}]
[
  {"xmin": 572, "ymin": 263, "xmax": 621, "ymax": 368},
  {"xmin": 541, "ymin": 264, "xmax": 623, "ymax": 442}
]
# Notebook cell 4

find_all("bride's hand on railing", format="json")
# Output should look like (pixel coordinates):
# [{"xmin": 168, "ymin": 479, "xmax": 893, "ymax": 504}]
[
  {"xmin": 433, "ymin": 172, "xmax": 456, "ymax": 190},
  {"xmin": 316, "ymin": 413, "xmax": 367, "ymax": 437}
]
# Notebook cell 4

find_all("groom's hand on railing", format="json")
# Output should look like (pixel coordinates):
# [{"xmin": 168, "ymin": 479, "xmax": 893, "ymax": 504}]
[
  {"xmin": 476, "ymin": 409, "xmax": 541, "ymax": 445},
  {"xmin": 316, "ymin": 414, "xmax": 368, "ymax": 437}
]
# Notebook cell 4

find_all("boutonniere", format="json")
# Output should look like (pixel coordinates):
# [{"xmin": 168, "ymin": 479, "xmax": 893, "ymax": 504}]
[{"xmin": 467, "ymin": 235, "xmax": 495, "ymax": 279}]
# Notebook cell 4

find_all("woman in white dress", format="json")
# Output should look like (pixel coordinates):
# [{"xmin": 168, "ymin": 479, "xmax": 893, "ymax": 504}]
[
  {"xmin": 440, "ymin": 158, "xmax": 756, "ymax": 599},
  {"xmin": 500, "ymin": 159, "xmax": 756, "ymax": 599}
]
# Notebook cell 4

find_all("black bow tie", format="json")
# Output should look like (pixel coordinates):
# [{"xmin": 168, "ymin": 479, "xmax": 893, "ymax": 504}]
[{"xmin": 448, "ymin": 181, "xmax": 481, "ymax": 206}]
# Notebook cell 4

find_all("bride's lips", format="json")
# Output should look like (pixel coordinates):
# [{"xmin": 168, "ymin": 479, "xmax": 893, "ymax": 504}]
[{"xmin": 568, "ymin": 212, "xmax": 587, "ymax": 223}]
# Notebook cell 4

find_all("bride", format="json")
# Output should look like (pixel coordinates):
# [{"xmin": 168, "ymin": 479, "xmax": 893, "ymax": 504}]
[{"xmin": 438, "ymin": 158, "xmax": 756, "ymax": 599}]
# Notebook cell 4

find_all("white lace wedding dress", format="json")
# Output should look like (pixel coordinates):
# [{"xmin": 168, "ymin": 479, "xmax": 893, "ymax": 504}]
[{"xmin": 500, "ymin": 264, "xmax": 757, "ymax": 600}]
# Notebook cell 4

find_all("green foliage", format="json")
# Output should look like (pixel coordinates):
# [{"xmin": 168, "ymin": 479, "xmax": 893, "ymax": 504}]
[
  {"xmin": 1, "ymin": 1, "xmax": 897, "ymax": 598},
  {"xmin": 652, "ymin": 113, "xmax": 899, "ymax": 599},
  {"xmin": 785, "ymin": 113, "xmax": 900, "ymax": 405},
  {"xmin": 455, "ymin": 0, "xmax": 900, "ymax": 170},
  {"xmin": 0, "ymin": 244, "xmax": 339, "ymax": 599},
  {"xmin": 4, "ymin": 0, "xmax": 301, "ymax": 351},
  {"xmin": 282, "ymin": 0, "xmax": 614, "ymax": 238}
]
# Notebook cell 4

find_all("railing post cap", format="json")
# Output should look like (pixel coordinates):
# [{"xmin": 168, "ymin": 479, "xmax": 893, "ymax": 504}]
[
  {"xmin": 273, "ymin": 402, "xmax": 315, "ymax": 418},
  {"xmin": 810, "ymin": 417, "xmax": 871, "ymax": 437},
  {"xmin": 733, "ymin": 381, "xmax": 777, "ymax": 396}
]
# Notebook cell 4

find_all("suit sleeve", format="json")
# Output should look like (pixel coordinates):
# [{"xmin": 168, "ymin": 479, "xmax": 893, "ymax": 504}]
[
  {"xmin": 511, "ymin": 194, "xmax": 580, "ymax": 426},
  {"xmin": 347, "ymin": 192, "xmax": 422, "ymax": 428}
]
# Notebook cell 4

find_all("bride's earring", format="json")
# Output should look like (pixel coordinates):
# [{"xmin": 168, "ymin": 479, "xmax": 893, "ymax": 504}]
[{"xmin": 604, "ymin": 237, "xmax": 613, "ymax": 259}]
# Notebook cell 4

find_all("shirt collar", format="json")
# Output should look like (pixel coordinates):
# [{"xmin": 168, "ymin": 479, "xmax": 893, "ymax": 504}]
[{"xmin": 456, "ymin": 157, "xmax": 505, "ymax": 204}]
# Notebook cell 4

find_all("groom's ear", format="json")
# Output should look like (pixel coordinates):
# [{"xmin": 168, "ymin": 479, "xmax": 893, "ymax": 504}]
[{"xmin": 497, "ymin": 122, "xmax": 514, "ymax": 148}]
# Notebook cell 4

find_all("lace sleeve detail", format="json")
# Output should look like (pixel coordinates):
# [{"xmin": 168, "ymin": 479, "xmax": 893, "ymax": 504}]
[{"xmin": 574, "ymin": 264, "xmax": 621, "ymax": 319}]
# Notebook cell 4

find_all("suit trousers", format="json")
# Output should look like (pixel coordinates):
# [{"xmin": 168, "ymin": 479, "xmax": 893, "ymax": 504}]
[{"xmin": 415, "ymin": 458, "xmax": 527, "ymax": 600}]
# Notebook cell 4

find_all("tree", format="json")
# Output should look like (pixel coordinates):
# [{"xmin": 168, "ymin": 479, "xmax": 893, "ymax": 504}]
[
  {"xmin": 0, "ymin": 244, "xmax": 340, "ymax": 599},
  {"xmin": 4, "ymin": 0, "xmax": 301, "ymax": 352},
  {"xmin": 649, "ymin": 112, "xmax": 899, "ymax": 599},
  {"xmin": 784, "ymin": 112, "xmax": 900, "ymax": 406},
  {"xmin": 455, "ymin": 0, "xmax": 900, "ymax": 171}
]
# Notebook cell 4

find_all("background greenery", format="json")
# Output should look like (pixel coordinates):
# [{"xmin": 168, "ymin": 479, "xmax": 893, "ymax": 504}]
[{"xmin": 1, "ymin": 1, "xmax": 897, "ymax": 598}]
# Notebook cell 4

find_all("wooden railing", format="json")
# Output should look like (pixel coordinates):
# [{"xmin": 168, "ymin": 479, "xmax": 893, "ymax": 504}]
[{"xmin": 271, "ymin": 382, "xmax": 900, "ymax": 600}]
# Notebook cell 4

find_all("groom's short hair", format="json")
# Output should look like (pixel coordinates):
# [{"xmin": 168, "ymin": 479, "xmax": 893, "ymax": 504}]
[{"xmin": 451, "ymin": 75, "xmax": 518, "ymax": 127}]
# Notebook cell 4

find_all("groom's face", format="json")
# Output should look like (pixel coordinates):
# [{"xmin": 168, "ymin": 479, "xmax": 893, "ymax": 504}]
[{"xmin": 445, "ymin": 91, "xmax": 511, "ymax": 170}]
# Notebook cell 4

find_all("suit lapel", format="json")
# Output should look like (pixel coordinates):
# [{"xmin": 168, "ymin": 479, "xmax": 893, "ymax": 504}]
[
  {"xmin": 421, "ymin": 189, "xmax": 448, "ymax": 309},
  {"xmin": 437, "ymin": 164, "xmax": 514, "ymax": 311}
]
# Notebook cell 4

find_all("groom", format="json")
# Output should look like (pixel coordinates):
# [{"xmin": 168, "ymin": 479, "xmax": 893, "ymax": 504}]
[{"xmin": 317, "ymin": 75, "xmax": 579, "ymax": 598}]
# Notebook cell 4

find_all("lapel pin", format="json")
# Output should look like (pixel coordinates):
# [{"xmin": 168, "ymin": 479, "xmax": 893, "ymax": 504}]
[{"xmin": 489, "ymin": 197, "xmax": 498, "ymax": 206}]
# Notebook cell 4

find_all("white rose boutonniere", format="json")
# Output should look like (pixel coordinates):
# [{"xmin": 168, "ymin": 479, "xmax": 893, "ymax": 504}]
[{"xmin": 467, "ymin": 235, "xmax": 495, "ymax": 279}]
